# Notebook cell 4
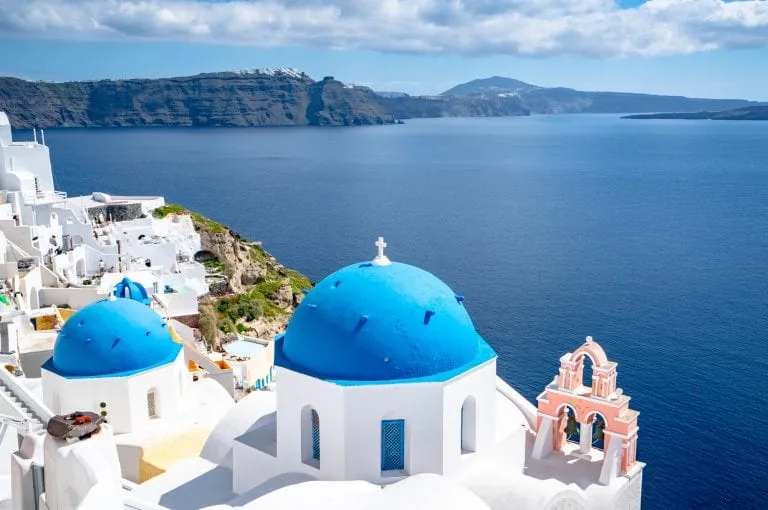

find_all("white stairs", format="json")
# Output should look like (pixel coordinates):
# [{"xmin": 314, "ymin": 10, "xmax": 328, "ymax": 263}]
[{"xmin": 0, "ymin": 379, "xmax": 44, "ymax": 432}]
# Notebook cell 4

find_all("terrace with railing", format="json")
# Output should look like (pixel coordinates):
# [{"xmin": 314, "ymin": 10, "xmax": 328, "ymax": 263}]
[{"xmin": 22, "ymin": 190, "xmax": 67, "ymax": 205}]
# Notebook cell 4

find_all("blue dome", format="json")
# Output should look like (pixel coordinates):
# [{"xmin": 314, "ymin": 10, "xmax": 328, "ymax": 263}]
[
  {"xmin": 43, "ymin": 298, "xmax": 182, "ymax": 378},
  {"xmin": 112, "ymin": 277, "xmax": 150, "ymax": 304},
  {"xmin": 276, "ymin": 261, "xmax": 496, "ymax": 383}
]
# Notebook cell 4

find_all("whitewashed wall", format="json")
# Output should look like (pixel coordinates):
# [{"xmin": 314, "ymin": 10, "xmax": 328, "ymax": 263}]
[
  {"xmin": 41, "ymin": 354, "xmax": 185, "ymax": 434},
  {"xmin": 275, "ymin": 368, "xmax": 346, "ymax": 483},
  {"xmin": 0, "ymin": 143, "xmax": 54, "ymax": 193},
  {"xmin": 43, "ymin": 423, "xmax": 124, "ymax": 510},
  {"xmin": 441, "ymin": 361, "xmax": 498, "ymax": 477},
  {"xmin": 39, "ymin": 286, "xmax": 101, "ymax": 309},
  {"xmin": 268, "ymin": 363, "xmax": 499, "ymax": 488}
]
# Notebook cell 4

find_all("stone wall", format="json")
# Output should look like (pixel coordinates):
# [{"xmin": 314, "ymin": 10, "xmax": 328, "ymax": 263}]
[{"xmin": 87, "ymin": 204, "xmax": 144, "ymax": 223}]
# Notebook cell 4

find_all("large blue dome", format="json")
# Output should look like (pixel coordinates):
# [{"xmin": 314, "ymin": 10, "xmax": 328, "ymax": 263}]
[
  {"xmin": 275, "ymin": 261, "xmax": 496, "ymax": 383},
  {"xmin": 43, "ymin": 298, "xmax": 182, "ymax": 378}
]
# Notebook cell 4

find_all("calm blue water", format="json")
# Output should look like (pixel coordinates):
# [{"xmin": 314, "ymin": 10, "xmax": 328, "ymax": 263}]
[{"xmin": 33, "ymin": 116, "xmax": 768, "ymax": 508}]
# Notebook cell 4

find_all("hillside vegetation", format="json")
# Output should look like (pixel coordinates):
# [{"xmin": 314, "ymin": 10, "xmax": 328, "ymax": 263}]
[{"xmin": 154, "ymin": 204, "xmax": 312, "ymax": 347}]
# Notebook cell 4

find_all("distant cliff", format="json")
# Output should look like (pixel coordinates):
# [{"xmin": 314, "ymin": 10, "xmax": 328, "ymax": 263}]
[
  {"xmin": 622, "ymin": 106, "xmax": 768, "ymax": 121},
  {"xmin": 379, "ymin": 94, "xmax": 530, "ymax": 119},
  {"xmin": 439, "ymin": 76, "xmax": 762, "ymax": 114},
  {"xmin": 0, "ymin": 72, "xmax": 395, "ymax": 128},
  {"xmin": 0, "ymin": 71, "xmax": 531, "ymax": 128},
  {"xmin": 4, "ymin": 71, "xmax": 757, "ymax": 128}
]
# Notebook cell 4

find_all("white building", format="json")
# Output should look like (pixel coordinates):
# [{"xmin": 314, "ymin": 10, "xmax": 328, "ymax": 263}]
[
  {"xmin": 0, "ymin": 111, "xmax": 208, "ymax": 318},
  {"xmin": 9, "ymin": 239, "xmax": 644, "ymax": 510},
  {"xmin": 40, "ymin": 298, "xmax": 188, "ymax": 433}
]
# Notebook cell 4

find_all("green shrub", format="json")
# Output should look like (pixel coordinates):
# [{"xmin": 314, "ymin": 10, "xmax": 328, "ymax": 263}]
[
  {"xmin": 152, "ymin": 204, "xmax": 187, "ymax": 218},
  {"xmin": 199, "ymin": 305, "xmax": 218, "ymax": 344},
  {"xmin": 218, "ymin": 316, "xmax": 236, "ymax": 334},
  {"xmin": 286, "ymin": 269, "xmax": 312, "ymax": 294}
]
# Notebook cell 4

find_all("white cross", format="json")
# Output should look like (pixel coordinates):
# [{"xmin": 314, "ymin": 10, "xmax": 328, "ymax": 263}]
[
  {"xmin": 372, "ymin": 236, "xmax": 391, "ymax": 266},
  {"xmin": 375, "ymin": 237, "xmax": 387, "ymax": 258}
]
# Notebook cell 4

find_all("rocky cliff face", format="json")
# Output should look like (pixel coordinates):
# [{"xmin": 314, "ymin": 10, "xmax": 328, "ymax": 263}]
[
  {"xmin": 0, "ymin": 71, "xmax": 533, "ymax": 128},
  {"xmin": 0, "ymin": 72, "xmax": 394, "ymax": 128},
  {"xmin": 380, "ymin": 94, "xmax": 530, "ymax": 119},
  {"xmin": 154, "ymin": 205, "xmax": 312, "ymax": 345}
]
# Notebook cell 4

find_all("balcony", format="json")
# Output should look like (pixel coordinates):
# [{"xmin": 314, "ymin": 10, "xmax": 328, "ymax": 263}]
[{"xmin": 23, "ymin": 190, "xmax": 67, "ymax": 205}]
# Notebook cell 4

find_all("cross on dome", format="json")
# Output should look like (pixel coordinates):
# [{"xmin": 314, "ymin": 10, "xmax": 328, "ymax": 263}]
[{"xmin": 372, "ymin": 236, "xmax": 391, "ymax": 266}]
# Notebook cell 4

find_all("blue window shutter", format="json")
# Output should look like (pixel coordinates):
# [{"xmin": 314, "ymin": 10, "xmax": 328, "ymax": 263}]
[
  {"xmin": 381, "ymin": 419, "xmax": 405, "ymax": 471},
  {"xmin": 311, "ymin": 410, "xmax": 320, "ymax": 460}
]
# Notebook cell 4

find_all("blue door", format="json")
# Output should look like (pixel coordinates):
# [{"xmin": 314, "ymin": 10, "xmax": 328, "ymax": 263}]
[{"xmin": 381, "ymin": 419, "xmax": 405, "ymax": 471}]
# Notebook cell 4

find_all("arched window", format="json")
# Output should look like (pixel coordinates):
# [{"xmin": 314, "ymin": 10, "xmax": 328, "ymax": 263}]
[
  {"xmin": 564, "ymin": 406, "xmax": 580, "ymax": 444},
  {"xmin": 581, "ymin": 354, "xmax": 595, "ymax": 389},
  {"xmin": 589, "ymin": 412, "xmax": 607, "ymax": 451},
  {"xmin": 147, "ymin": 389, "xmax": 157, "ymax": 418},
  {"xmin": 301, "ymin": 406, "xmax": 320, "ymax": 468},
  {"xmin": 461, "ymin": 396, "xmax": 477, "ymax": 453},
  {"xmin": 381, "ymin": 419, "xmax": 405, "ymax": 473}
]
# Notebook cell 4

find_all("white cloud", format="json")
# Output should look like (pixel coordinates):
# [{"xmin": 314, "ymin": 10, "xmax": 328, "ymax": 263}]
[{"xmin": 0, "ymin": 0, "xmax": 767, "ymax": 57}]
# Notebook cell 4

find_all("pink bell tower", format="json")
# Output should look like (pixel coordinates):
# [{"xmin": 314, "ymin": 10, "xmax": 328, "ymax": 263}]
[{"xmin": 531, "ymin": 336, "xmax": 640, "ymax": 485}]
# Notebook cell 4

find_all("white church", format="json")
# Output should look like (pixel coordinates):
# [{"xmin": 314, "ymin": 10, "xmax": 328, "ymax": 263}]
[{"xmin": 10, "ymin": 238, "xmax": 644, "ymax": 510}]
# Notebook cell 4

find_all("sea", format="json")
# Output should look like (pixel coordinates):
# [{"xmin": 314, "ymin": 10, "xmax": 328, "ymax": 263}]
[{"xmin": 31, "ymin": 115, "xmax": 768, "ymax": 509}]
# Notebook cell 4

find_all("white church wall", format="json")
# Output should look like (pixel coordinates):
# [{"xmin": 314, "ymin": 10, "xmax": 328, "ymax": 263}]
[
  {"xmin": 275, "ymin": 368, "xmax": 346, "ymax": 482},
  {"xmin": 342, "ymin": 380, "xmax": 444, "ymax": 484},
  {"xmin": 124, "ymin": 356, "xmax": 185, "ymax": 431},
  {"xmin": 42, "ymin": 369, "xmax": 131, "ymax": 430},
  {"xmin": 41, "ymin": 355, "xmax": 183, "ymax": 434},
  {"xmin": 441, "ymin": 360, "xmax": 498, "ymax": 477}
]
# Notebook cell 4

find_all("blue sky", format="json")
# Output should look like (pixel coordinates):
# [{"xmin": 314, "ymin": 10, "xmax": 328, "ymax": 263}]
[{"xmin": 1, "ymin": 0, "xmax": 767, "ymax": 99}]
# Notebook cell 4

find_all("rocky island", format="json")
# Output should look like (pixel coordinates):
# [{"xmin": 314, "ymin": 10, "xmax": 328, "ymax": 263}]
[{"xmin": 622, "ymin": 105, "xmax": 768, "ymax": 121}]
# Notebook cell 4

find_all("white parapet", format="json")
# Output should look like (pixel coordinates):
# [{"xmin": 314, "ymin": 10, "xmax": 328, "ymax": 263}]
[{"xmin": 42, "ymin": 423, "xmax": 124, "ymax": 510}]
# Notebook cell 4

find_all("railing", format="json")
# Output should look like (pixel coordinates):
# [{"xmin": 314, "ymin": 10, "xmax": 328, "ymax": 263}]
[
  {"xmin": 0, "ymin": 412, "xmax": 34, "ymax": 432},
  {"xmin": 496, "ymin": 376, "xmax": 538, "ymax": 431},
  {"xmin": 22, "ymin": 190, "xmax": 67, "ymax": 204},
  {"xmin": 0, "ymin": 367, "xmax": 54, "ymax": 424}
]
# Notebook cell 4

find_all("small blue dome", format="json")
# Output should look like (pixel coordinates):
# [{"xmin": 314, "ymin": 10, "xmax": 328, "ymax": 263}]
[
  {"xmin": 276, "ymin": 261, "xmax": 495, "ymax": 383},
  {"xmin": 43, "ymin": 298, "xmax": 182, "ymax": 378},
  {"xmin": 112, "ymin": 277, "xmax": 150, "ymax": 304}
]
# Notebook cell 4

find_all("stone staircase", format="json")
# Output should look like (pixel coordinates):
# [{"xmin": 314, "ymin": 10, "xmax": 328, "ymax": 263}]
[{"xmin": 0, "ymin": 380, "xmax": 44, "ymax": 432}]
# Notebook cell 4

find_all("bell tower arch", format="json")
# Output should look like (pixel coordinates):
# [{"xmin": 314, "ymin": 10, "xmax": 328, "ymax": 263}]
[{"xmin": 532, "ymin": 337, "xmax": 640, "ymax": 485}]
